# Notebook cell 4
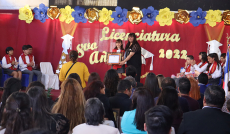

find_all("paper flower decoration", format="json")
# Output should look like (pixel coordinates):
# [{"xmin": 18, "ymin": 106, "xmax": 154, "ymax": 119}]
[
  {"xmin": 84, "ymin": 8, "xmax": 99, "ymax": 23},
  {"xmin": 99, "ymin": 8, "xmax": 114, "ymax": 25},
  {"xmin": 72, "ymin": 6, "xmax": 87, "ymax": 23},
  {"xmin": 205, "ymin": 10, "xmax": 222, "ymax": 27},
  {"xmin": 111, "ymin": 6, "xmax": 128, "ymax": 26},
  {"xmin": 18, "ymin": 5, "xmax": 34, "ymax": 24},
  {"xmin": 33, "ymin": 3, "xmax": 49, "ymax": 23},
  {"xmin": 59, "ymin": 5, "xmax": 74, "ymax": 24},
  {"xmin": 47, "ymin": 6, "xmax": 60, "ymax": 20},
  {"xmin": 189, "ymin": 7, "xmax": 206, "ymax": 27},
  {"xmin": 156, "ymin": 7, "xmax": 174, "ymax": 26},
  {"xmin": 142, "ymin": 6, "xmax": 159, "ymax": 26},
  {"xmin": 127, "ymin": 7, "xmax": 143, "ymax": 25},
  {"xmin": 222, "ymin": 10, "xmax": 230, "ymax": 25},
  {"xmin": 174, "ymin": 9, "xmax": 190, "ymax": 24}
]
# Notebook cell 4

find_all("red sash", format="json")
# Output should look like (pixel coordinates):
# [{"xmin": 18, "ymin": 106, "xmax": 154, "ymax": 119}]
[
  {"xmin": 221, "ymin": 62, "xmax": 225, "ymax": 67},
  {"xmin": 5, "ymin": 55, "xmax": 17, "ymax": 70},
  {"xmin": 199, "ymin": 62, "xmax": 208, "ymax": 68},
  {"xmin": 208, "ymin": 62, "xmax": 217, "ymax": 74},
  {"xmin": 185, "ymin": 64, "xmax": 191, "ymax": 72},
  {"xmin": 21, "ymin": 53, "xmax": 33, "ymax": 71}
]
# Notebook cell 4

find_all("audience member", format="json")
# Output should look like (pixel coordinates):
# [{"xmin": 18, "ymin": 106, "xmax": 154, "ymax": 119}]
[
  {"xmin": 104, "ymin": 69, "xmax": 119, "ymax": 97},
  {"xmin": 84, "ymin": 81, "xmax": 115, "ymax": 125},
  {"xmin": 0, "ymin": 78, "xmax": 21, "ymax": 122},
  {"xmin": 68, "ymin": 73, "xmax": 82, "ymax": 87},
  {"xmin": 0, "ymin": 92, "xmax": 32, "ymax": 134},
  {"xmin": 126, "ymin": 65, "xmax": 143, "ymax": 87},
  {"xmin": 157, "ymin": 74, "xmax": 164, "ymax": 89},
  {"xmin": 21, "ymin": 128, "xmax": 54, "ymax": 134},
  {"xmin": 121, "ymin": 88, "xmax": 154, "ymax": 134},
  {"xmin": 198, "ymin": 73, "xmax": 208, "ymax": 94},
  {"xmin": 226, "ymin": 99, "xmax": 230, "ymax": 113},
  {"xmin": 72, "ymin": 98, "xmax": 119, "ymax": 134},
  {"xmin": 109, "ymin": 80, "xmax": 132, "ymax": 116},
  {"xmin": 52, "ymin": 78, "xmax": 85, "ymax": 132},
  {"xmin": 157, "ymin": 86, "xmax": 183, "ymax": 133},
  {"xmin": 26, "ymin": 81, "xmax": 45, "ymax": 91},
  {"xmin": 27, "ymin": 86, "xmax": 69, "ymax": 134},
  {"xmin": 178, "ymin": 85, "xmax": 230, "ymax": 134},
  {"xmin": 144, "ymin": 105, "xmax": 174, "ymax": 134},
  {"xmin": 158, "ymin": 77, "xmax": 189, "ymax": 113},
  {"xmin": 59, "ymin": 50, "xmax": 90, "ymax": 88},
  {"xmin": 124, "ymin": 76, "xmax": 136, "ymax": 98},
  {"xmin": 179, "ymin": 77, "xmax": 200, "ymax": 111},
  {"xmin": 144, "ymin": 72, "xmax": 161, "ymax": 98},
  {"xmin": 87, "ymin": 72, "xmax": 101, "ymax": 85},
  {"xmin": 222, "ymin": 81, "xmax": 230, "ymax": 113}
]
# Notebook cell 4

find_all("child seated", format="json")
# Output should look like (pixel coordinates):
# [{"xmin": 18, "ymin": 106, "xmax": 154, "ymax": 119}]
[{"xmin": 177, "ymin": 55, "xmax": 195, "ymax": 77}]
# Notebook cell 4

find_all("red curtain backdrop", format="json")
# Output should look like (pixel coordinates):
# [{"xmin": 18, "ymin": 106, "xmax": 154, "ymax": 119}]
[{"xmin": 0, "ymin": 12, "xmax": 230, "ymax": 83}]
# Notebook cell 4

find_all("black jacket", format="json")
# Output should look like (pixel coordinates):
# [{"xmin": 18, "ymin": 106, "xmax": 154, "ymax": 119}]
[
  {"xmin": 178, "ymin": 107, "xmax": 230, "ymax": 134},
  {"xmin": 109, "ymin": 93, "xmax": 132, "ymax": 116}
]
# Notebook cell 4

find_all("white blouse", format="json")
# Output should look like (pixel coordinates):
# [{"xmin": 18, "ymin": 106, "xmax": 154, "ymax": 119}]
[{"xmin": 194, "ymin": 62, "xmax": 208, "ymax": 73}]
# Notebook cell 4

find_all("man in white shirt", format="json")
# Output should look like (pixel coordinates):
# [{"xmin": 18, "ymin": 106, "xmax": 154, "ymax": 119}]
[{"xmin": 19, "ymin": 45, "xmax": 42, "ymax": 83}]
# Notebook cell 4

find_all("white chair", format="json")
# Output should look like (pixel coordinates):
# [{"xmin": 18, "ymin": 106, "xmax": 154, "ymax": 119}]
[{"xmin": 40, "ymin": 62, "xmax": 59, "ymax": 90}]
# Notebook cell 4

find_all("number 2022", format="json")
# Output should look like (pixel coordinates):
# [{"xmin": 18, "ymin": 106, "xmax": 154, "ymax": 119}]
[{"xmin": 159, "ymin": 49, "xmax": 187, "ymax": 59}]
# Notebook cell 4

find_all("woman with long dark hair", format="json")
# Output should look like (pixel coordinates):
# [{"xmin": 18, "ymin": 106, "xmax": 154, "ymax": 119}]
[
  {"xmin": 119, "ymin": 33, "xmax": 142, "ymax": 82},
  {"xmin": 193, "ymin": 52, "xmax": 208, "ymax": 73},
  {"xmin": 121, "ymin": 88, "xmax": 154, "ymax": 134},
  {"xmin": 0, "ymin": 92, "xmax": 32, "ymax": 134},
  {"xmin": 104, "ymin": 69, "xmax": 119, "ymax": 97},
  {"xmin": 27, "ymin": 86, "xmax": 69, "ymax": 134},
  {"xmin": 206, "ymin": 53, "xmax": 221, "ymax": 84},
  {"xmin": 157, "ymin": 86, "xmax": 183, "ymax": 133},
  {"xmin": 144, "ymin": 73, "xmax": 161, "ymax": 98}
]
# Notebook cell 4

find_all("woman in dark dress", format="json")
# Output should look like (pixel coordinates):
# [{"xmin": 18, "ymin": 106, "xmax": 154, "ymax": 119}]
[{"xmin": 120, "ymin": 33, "xmax": 142, "ymax": 82}]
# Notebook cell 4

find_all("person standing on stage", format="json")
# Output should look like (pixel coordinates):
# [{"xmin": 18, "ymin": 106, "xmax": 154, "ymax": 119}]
[{"xmin": 119, "ymin": 33, "xmax": 142, "ymax": 82}]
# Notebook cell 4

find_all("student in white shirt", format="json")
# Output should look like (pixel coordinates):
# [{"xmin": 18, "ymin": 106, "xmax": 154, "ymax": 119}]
[
  {"xmin": 180, "ymin": 55, "xmax": 195, "ymax": 75},
  {"xmin": 192, "ymin": 52, "xmax": 208, "ymax": 73},
  {"xmin": 2, "ymin": 47, "xmax": 22, "ymax": 80},
  {"xmin": 19, "ymin": 45, "xmax": 42, "ymax": 83}
]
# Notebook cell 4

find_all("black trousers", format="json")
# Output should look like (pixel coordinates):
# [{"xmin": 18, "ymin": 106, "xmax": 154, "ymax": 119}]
[{"xmin": 135, "ymin": 65, "xmax": 141, "ymax": 83}]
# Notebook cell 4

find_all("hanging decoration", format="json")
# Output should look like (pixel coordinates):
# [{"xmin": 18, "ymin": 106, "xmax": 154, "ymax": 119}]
[
  {"xmin": 33, "ymin": 3, "xmax": 49, "ymax": 23},
  {"xmin": 59, "ymin": 5, "xmax": 74, "ymax": 24},
  {"xmin": 18, "ymin": 5, "xmax": 34, "ymax": 24},
  {"xmin": 111, "ymin": 6, "xmax": 128, "ymax": 26},
  {"xmin": 141, "ymin": 6, "xmax": 159, "ymax": 26},
  {"xmin": 84, "ymin": 8, "xmax": 99, "ymax": 23},
  {"xmin": 156, "ymin": 7, "xmax": 174, "ymax": 26},
  {"xmin": 99, "ymin": 8, "xmax": 114, "ymax": 25},
  {"xmin": 127, "ymin": 7, "xmax": 143, "ymax": 25},
  {"xmin": 174, "ymin": 9, "xmax": 190, "ymax": 24},
  {"xmin": 189, "ymin": 7, "xmax": 206, "ymax": 27},
  {"xmin": 205, "ymin": 10, "xmax": 222, "ymax": 27},
  {"xmin": 72, "ymin": 6, "xmax": 87, "ymax": 23},
  {"xmin": 222, "ymin": 10, "xmax": 230, "ymax": 25},
  {"xmin": 47, "ymin": 6, "xmax": 60, "ymax": 20}
]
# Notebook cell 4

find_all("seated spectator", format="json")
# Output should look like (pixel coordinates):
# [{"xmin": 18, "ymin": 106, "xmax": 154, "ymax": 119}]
[
  {"xmin": 144, "ymin": 72, "xmax": 161, "ymax": 98},
  {"xmin": 198, "ymin": 73, "xmax": 208, "ymax": 94},
  {"xmin": 222, "ymin": 81, "xmax": 230, "ymax": 113},
  {"xmin": 52, "ymin": 78, "xmax": 85, "ymax": 133},
  {"xmin": 84, "ymin": 81, "xmax": 115, "ymax": 125},
  {"xmin": 0, "ymin": 92, "xmax": 32, "ymax": 134},
  {"xmin": 157, "ymin": 77, "xmax": 189, "ymax": 113},
  {"xmin": 121, "ymin": 88, "xmax": 154, "ymax": 134},
  {"xmin": 72, "ymin": 98, "xmax": 119, "ymax": 134},
  {"xmin": 126, "ymin": 65, "xmax": 143, "ymax": 87},
  {"xmin": 179, "ymin": 77, "xmax": 200, "ymax": 111},
  {"xmin": 87, "ymin": 72, "xmax": 101, "ymax": 85},
  {"xmin": 109, "ymin": 80, "xmax": 132, "ymax": 116},
  {"xmin": 21, "ymin": 128, "xmax": 54, "ymax": 134},
  {"xmin": 157, "ymin": 86, "xmax": 183, "ymax": 133},
  {"xmin": 68, "ymin": 73, "xmax": 82, "ymax": 87},
  {"xmin": 226, "ymin": 99, "xmax": 230, "ymax": 113},
  {"xmin": 178, "ymin": 85, "xmax": 230, "ymax": 134},
  {"xmin": 0, "ymin": 78, "xmax": 21, "ymax": 121},
  {"xmin": 188, "ymin": 77, "xmax": 204, "ymax": 108},
  {"xmin": 144, "ymin": 105, "xmax": 174, "ymax": 134},
  {"xmin": 157, "ymin": 74, "xmax": 164, "ymax": 89},
  {"xmin": 124, "ymin": 76, "xmax": 136, "ymax": 98},
  {"xmin": 27, "ymin": 86, "xmax": 69, "ymax": 134},
  {"xmin": 104, "ymin": 69, "xmax": 119, "ymax": 97}
]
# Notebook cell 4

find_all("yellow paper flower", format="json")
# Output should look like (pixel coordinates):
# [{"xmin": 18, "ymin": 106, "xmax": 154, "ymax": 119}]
[
  {"xmin": 205, "ymin": 10, "xmax": 222, "ymax": 27},
  {"xmin": 99, "ymin": 8, "xmax": 114, "ymax": 25},
  {"xmin": 18, "ymin": 5, "xmax": 34, "ymax": 24},
  {"xmin": 59, "ymin": 5, "xmax": 74, "ymax": 24},
  {"xmin": 156, "ymin": 7, "xmax": 174, "ymax": 26}
]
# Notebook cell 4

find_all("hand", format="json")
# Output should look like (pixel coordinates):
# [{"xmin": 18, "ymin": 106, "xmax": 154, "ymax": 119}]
[
  {"xmin": 119, "ymin": 61, "xmax": 125, "ymax": 65},
  {"xmin": 11, "ymin": 61, "xmax": 15, "ymax": 65},
  {"xmin": 208, "ymin": 75, "xmax": 212, "ymax": 79},
  {"xmin": 31, "ymin": 61, "xmax": 35, "ymax": 66},
  {"xmin": 27, "ymin": 63, "xmax": 32, "ymax": 66},
  {"xmin": 108, "ymin": 63, "xmax": 112, "ymax": 66},
  {"xmin": 195, "ymin": 70, "xmax": 200, "ymax": 77},
  {"xmin": 15, "ymin": 62, "xmax": 18, "ymax": 65},
  {"xmin": 185, "ymin": 62, "xmax": 188, "ymax": 68}
]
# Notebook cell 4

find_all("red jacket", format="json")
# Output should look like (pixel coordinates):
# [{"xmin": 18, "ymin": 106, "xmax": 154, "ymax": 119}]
[{"xmin": 112, "ymin": 49, "xmax": 125, "ymax": 70}]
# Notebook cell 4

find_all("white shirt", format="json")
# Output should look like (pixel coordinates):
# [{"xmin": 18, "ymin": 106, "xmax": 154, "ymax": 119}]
[
  {"xmin": 194, "ymin": 62, "xmax": 208, "ymax": 73},
  {"xmin": 181, "ymin": 64, "xmax": 195, "ymax": 75},
  {"xmin": 0, "ymin": 128, "xmax": 5, "ymax": 134},
  {"xmin": 2, "ymin": 56, "xmax": 18, "ymax": 69},
  {"xmin": 205, "ymin": 63, "xmax": 222, "ymax": 79},
  {"xmin": 116, "ymin": 49, "xmax": 121, "ymax": 53},
  {"xmin": 19, "ymin": 55, "xmax": 35, "ymax": 71}
]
